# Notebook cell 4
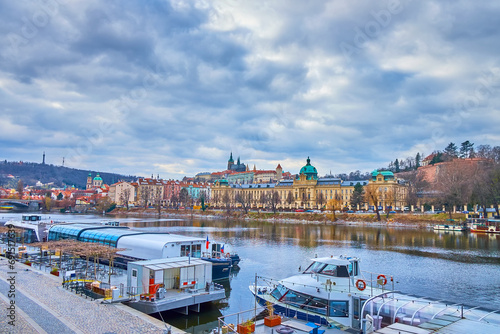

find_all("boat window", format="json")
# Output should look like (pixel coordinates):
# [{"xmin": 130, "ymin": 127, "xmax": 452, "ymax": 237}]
[
  {"xmin": 348, "ymin": 262, "xmax": 359, "ymax": 276},
  {"xmin": 334, "ymin": 265, "xmax": 348, "ymax": 277},
  {"xmin": 305, "ymin": 297, "xmax": 328, "ymax": 315},
  {"xmin": 304, "ymin": 261, "xmax": 326, "ymax": 274},
  {"xmin": 320, "ymin": 264, "xmax": 337, "ymax": 276},
  {"xmin": 271, "ymin": 285, "xmax": 288, "ymax": 300},
  {"xmin": 181, "ymin": 245, "xmax": 190, "ymax": 257},
  {"xmin": 329, "ymin": 301, "xmax": 349, "ymax": 317},
  {"xmin": 281, "ymin": 290, "xmax": 308, "ymax": 307}
]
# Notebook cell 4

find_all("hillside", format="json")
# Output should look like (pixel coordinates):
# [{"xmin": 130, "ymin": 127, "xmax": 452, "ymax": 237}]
[{"xmin": 0, "ymin": 160, "xmax": 139, "ymax": 189}]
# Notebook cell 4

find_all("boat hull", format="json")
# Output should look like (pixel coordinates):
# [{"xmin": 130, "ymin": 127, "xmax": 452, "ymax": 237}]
[
  {"xmin": 202, "ymin": 257, "xmax": 231, "ymax": 280},
  {"xmin": 252, "ymin": 290, "xmax": 329, "ymax": 326}
]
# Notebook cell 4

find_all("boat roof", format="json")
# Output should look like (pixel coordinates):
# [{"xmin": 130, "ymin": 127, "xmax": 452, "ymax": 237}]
[
  {"xmin": 311, "ymin": 256, "xmax": 359, "ymax": 266},
  {"xmin": 129, "ymin": 257, "xmax": 210, "ymax": 270}
]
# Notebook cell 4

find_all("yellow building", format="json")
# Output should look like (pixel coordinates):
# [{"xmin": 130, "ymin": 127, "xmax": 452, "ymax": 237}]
[{"xmin": 212, "ymin": 158, "xmax": 406, "ymax": 210}]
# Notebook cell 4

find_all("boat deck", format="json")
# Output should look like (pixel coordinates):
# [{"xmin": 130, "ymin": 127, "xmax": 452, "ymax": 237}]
[
  {"xmin": 374, "ymin": 314, "xmax": 500, "ymax": 333},
  {"xmin": 125, "ymin": 286, "xmax": 226, "ymax": 314},
  {"xmin": 251, "ymin": 319, "xmax": 348, "ymax": 334}
]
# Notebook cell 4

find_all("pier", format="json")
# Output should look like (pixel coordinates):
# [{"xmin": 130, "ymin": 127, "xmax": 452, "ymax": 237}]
[{"xmin": 0, "ymin": 258, "xmax": 186, "ymax": 334}]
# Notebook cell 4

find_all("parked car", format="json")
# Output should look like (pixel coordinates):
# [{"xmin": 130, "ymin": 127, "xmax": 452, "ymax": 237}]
[
  {"xmin": 295, "ymin": 209, "xmax": 305, "ymax": 212},
  {"xmin": 389, "ymin": 211, "xmax": 396, "ymax": 214},
  {"xmin": 346, "ymin": 210, "xmax": 354, "ymax": 213}
]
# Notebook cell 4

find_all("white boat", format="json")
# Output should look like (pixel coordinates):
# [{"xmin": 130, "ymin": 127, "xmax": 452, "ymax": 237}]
[
  {"xmin": 433, "ymin": 223, "xmax": 468, "ymax": 232},
  {"xmin": 249, "ymin": 255, "xmax": 500, "ymax": 333}
]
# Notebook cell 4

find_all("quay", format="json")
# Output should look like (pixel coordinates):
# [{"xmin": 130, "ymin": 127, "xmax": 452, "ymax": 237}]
[{"xmin": 0, "ymin": 258, "xmax": 186, "ymax": 334}]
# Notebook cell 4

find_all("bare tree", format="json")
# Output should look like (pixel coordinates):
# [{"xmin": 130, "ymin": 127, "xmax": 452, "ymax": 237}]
[
  {"xmin": 260, "ymin": 192, "xmax": 269, "ymax": 210},
  {"xmin": 211, "ymin": 191, "xmax": 219, "ymax": 209},
  {"xmin": 171, "ymin": 194, "xmax": 179, "ymax": 210},
  {"xmin": 235, "ymin": 191, "xmax": 251, "ymax": 214},
  {"xmin": 326, "ymin": 193, "xmax": 342, "ymax": 221},
  {"xmin": 268, "ymin": 191, "xmax": 281, "ymax": 214},
  {"xmin": 153, "ymin": 187, "xmax": 163, "ymax": 217},
  {"xmin": 140, "ymin": 187, "xmax": 152, "ymax": 207},
  {"xmin": 316, "ymin": 192, "xmax": 325, "ymax": 210},
  {"xmin": 222, "ymin": 191, "xmax": 232, "ymax": 213},
  {"xmin": 435, "ymin": 160, "xmax": 475, "ymax": 219},
  {"xmin": 179, "ymin": 188, "xmax": 189, "ymax": 207},
  {"xmin": 364, "ymin": 184, "xmax": 382, "ymax": 221},
  {"xmin": 286, "ymin": 191, "xmax": 294, "ymax": 209},
  {"xmin": 16, "ymin": 179, "xmax": 24, "ymax": 199},
  {"xmin": 95, "ymin": 196, "xmax": 113, "ymax": 213},
  {"xmin": 120, "ymin": 188, "xmax": 131, "ymax": 210},
  {"xmin": 403, "ymin": 171, "xmax": 428, "ymax": 208}
]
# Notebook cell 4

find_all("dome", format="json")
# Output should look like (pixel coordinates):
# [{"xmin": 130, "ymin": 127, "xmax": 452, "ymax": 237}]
[
  {"xmin": 93, "ymin": 173, "xmax": 103, "ymax": 181},
  {"xmin": 371, "ymin": 170, "xmax": 394, "ymax": 181},
  {"xmin": 299, "ymin": 157, "xmax": 318, "ymax": 180}
]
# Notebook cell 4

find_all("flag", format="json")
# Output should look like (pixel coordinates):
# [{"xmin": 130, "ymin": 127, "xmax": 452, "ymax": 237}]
[
  {"xmin": 221, "ymin": 245, "xmax": 224, "ymax": 253},
  {"xmin": 206, "ymin": 236, "xmax": 210, "ymax": 249}
]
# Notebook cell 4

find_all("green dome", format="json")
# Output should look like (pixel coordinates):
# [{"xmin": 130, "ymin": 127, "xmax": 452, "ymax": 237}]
[
  {"xmin": 299, "ymin": 157, "xmax": 318, "ymax": 180},
  {"xmin": 371, "ymin": 170, "xmax": 394, "ymax": 181},
  {"xmin": 93, "ymin": 173, "xmax": 103, "ymax": 181}
]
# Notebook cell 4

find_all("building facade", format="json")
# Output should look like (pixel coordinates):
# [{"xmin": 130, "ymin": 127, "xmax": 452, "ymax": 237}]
[{"xmin": 211, "ymin": 157, "xmax": 389, "ymax": 210}]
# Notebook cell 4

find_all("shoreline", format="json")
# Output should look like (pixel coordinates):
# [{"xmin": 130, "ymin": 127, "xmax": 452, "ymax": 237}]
[{"xmin": 107, "ymin": 208, "xmax": 465, "ymax": 228}]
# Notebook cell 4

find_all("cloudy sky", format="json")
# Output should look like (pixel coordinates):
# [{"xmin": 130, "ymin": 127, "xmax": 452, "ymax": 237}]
[{"xmin": 1, "ymin": 0, "xmax": 499, "ymax": 179}]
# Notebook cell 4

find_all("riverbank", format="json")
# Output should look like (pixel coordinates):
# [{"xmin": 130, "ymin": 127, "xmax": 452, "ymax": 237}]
[
  {"xmin": 109, "ymin": 208, "xmax": 465, "ymax": 227},
  {"xmin": 0, "ymin": 258, "xmax": 185, "ymax": 334}
]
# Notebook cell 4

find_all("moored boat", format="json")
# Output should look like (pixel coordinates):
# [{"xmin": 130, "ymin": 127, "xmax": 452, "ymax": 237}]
[
  {"xmin": 468, "ymin": 218, "xmax": 500, "ymax": 233},
  {"xmin": 249, "ymin": 255, "xmax": 500, "ymax": 333},
  {"xmin": 433, "ymin": 221, "xmax": 468, "ymax": 232}
]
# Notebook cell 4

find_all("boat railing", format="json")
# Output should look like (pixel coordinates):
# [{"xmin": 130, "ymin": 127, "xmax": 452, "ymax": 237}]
[
  {"xmin": 358, "ymin": 270, "xmax": 395, "ymax": 294},
  {"xmin": 202, "ymin": 251, "xmax": 231, "ymax": 259}
]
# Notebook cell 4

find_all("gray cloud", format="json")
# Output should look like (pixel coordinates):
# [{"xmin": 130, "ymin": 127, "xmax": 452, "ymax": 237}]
[{"xmin": 1, "ymin": 0, "xmax": 499, "ymax": 178}]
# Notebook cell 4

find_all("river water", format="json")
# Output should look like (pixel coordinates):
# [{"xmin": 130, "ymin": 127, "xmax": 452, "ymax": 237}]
[{"xmin": 2, "ymin": 212, "xmax": 499, "ymax": 333}]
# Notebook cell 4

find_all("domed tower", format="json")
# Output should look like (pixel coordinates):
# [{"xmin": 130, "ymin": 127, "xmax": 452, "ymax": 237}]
[
  {"xmin": 93, "ymin": 173, "xmax": 103, "ymax": 188},
  {"xmin": 299, "ymin": 157, "xmax": 318, "ymax": 180}
]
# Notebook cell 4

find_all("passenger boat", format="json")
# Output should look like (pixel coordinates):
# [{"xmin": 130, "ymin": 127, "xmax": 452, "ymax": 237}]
[
  {"xmin": 48, "ymin": 223, "xmax": 239, "ymax": 280},
  {"xmin": 468, "ymin": 218, "xmax": 500, "ymax": 233},
  {"xmin": 249, "ymin": 255, "xmax": 500, "ymax": 332}
]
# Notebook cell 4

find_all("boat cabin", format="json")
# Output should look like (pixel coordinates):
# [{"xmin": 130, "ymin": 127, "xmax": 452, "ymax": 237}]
[
  {"xmin": 127, "ymin": 257, "xmax": 213, "ymax": 296},
  {"xmin": 303, "ymin": 256, "xmax": 360, "ymax": 278},
  {"xmin": 21, "ymin": 215, "xmax": 43, "ymax": 222}
]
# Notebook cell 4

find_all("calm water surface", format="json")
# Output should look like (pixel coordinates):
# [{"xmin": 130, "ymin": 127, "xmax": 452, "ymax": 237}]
[
  {"xmin": 122, "ymin": 215, "xmax": 500, "ymax": 333},
  {"xmin": 3, "ymin": 213, "xmax": 499, "ymax": 333}
]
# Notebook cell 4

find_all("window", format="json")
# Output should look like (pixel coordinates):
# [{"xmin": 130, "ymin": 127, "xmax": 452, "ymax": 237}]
[
  {"xmin": 132, "ymin": 269, "xmax": 137, "ymax": 277},
  {"xmin": 329, "ymin": 301, "xmax": 348, "ymax": 317},
  {"xmin": 271, "ymin": 284, "xmax": 288, "ymax": 300},
  {"xmin": 305, "ymin": 261, "xmax": 326, "ymax": 274}
]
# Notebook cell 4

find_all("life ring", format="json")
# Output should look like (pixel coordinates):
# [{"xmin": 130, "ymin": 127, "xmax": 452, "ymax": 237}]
[
  {"xmin": 276, "ymin": 325, "xmax": 294, "ymax": 334},
  {"xmin": 377, "ymin": 274, "xmax": 387, "ymax": 285},
  {"xmin": 356, "ymin": 279, "xmax": 366, "ymax": 291}
]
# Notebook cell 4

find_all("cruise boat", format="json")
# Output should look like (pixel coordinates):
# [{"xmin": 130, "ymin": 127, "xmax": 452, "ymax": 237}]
[{"xmin": 249, "ymin": 255, "xmax": 500, "ymax": 332}]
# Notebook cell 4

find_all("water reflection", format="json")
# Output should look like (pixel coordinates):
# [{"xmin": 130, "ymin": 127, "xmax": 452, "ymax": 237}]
[{"xmin": 125, "ymin": 218, "xmax": 499, "ymax": 265}]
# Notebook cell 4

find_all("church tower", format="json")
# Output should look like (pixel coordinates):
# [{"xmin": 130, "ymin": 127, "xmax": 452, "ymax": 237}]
[
  {"xmin": 276, "ymin": 164, "xmax": 283, "ymax": 181},
  {"xmin": 227, "ymin": 152, "xmax": 234, "ymax": 170},
  {"xmin": 86, "ymin": 173, "xmax": 92, "ymax": 190}
]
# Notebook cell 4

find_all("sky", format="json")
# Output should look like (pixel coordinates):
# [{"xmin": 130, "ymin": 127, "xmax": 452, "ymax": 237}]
[{"xmin": 1, "ymin": 0, "xmax": 500, "ymax": 179}]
